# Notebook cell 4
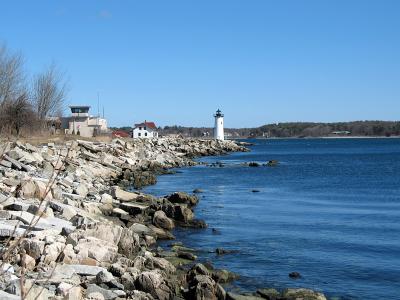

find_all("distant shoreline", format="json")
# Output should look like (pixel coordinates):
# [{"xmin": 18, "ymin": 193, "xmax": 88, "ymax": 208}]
[{"xmin": 228, "ymin": 135, "xmax": 400, "ymax": 140}]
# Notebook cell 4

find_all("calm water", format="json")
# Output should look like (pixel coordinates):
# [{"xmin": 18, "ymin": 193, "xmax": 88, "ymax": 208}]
[{"xmin": 143, "ymin": 139, "xmax": 400, "ymax": 300}]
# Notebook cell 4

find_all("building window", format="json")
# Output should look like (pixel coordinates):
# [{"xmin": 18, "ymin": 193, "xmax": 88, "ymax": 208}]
[
  {"xmin": 138, "ymin": 133, "xmax": 141, "ymax": 137},
  {"xmin": 144, "ymin": 126, "xmax": 147, "ymax": 130},
  {"xmin": 71, "ymin": 107, "xmax": 89, "ymax": 114},
  {"xmin": 145, "ymin": 132, "xmax": 148, "ymax": 137},
  {"xmin": 139, "ymin": 127, "xmax": 142, "ymax": 130}
]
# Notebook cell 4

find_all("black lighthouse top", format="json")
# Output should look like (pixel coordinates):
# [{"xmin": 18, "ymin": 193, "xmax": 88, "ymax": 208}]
[{"xmin": 214, "ymin": 109, "xmax": 224, "ymax": 118}]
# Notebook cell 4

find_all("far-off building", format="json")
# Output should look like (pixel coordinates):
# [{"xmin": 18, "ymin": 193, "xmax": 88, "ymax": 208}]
[
  {"xmin": 132, "ymin": 121, "xmax": 158, "ymax": 138},
  {"xmin": 61, "ymin": 106, "xmax": 108, "ymax": 138}
]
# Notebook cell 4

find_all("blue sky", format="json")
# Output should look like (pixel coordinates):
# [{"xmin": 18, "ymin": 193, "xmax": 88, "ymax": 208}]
[{"xmin": 1, "ymin": 0, "xmax": 399, "ymax": 128}]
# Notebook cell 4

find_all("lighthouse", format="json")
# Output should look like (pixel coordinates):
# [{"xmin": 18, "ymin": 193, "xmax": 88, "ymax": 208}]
[{"xmin": 214, "ymin": 109, "xmax": 224, "ymax": 140}]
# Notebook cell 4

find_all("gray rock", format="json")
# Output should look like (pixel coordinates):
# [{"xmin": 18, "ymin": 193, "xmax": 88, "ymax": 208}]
[
  {"xmin": 153, "ymin": 210, "xmax": 174, "ymax": 230},
  {"xmin": 96, "ymin": 270, "xmax": 115, "ymax": 284},
  {"xmin": 177, "ymin": 251, "xmax": 197, "ymax": 261},
  {"xmin": 54, "ymin": 264, "xmax": 107, "ymax": 277},
  {"xmin": 20, "ymin": 239, "xmax": 45, "ymax": 259},
  {"xmin": 112, "ymin": 207, "xmax": 129, "ymax": 217},
  {"xmin": 56, "ymin": 282, "xmax": 73, "ymax": 297},
  {"xmin": 110, "ymin": 186, "xmax": 139, "ymax": 201},
  {"xmin": 108, "ymin": 263, "xmax": 125, "ymax": 277},
  {"xmin": 166, "ymin": 192, "xmax": 199, "ymax": 206},
  {"xmin": 173, "ymin": 205, "xmax": 194, "ymax": 223},
  {"xmin": 135, "ymin": 270, "xmax": 171, "ymax": 300},
  {"xmin": 188, "ymin": 275, "xmax": 218, "ymax": 300},
  {"xmin": 256, "ymin": 288, "xmax": 280, "ymax": 300},
  {"xmin": 86, "ymin": 292, "xmax": 105, "ymax": 300},
  {"xmin": 100, "ymin": 193, "xmax": 113, "ymax": 204},
  {"xmin": 61, "ymin": 205, "xmax": 78, "ymax": 220},
  {"xmin": 0, "ymin": 160, "xmax": 12, "ymax": 168},
  {"xmin": 0, "ymin": 290, "xmax": 20, "ymax": 300},
  {"xmin": 130, "ymin": 223, "xmax": 155, "ymax": 236},
  {"xmin": 3, "ymin": 198, "xmax": 31, "ymax": 211},
  {"xmin": 119, "ymin": 202, "xmax": 149, "ymax": 215},
  {"xmin": 226, "ymin": 292, "xmax": 264, "ymax": 300},
  {"xmin": 16, "ymin": 181, "xmax": 36, "ymax": 198},
  {"xmin": 282, "ymin": 288, "xmax": 326, "ymax": 300},
  {"xmin": 86, "ymin": 284, "xmax": 126, "ymax": 300},
  {"xmin": 118, "ymin": 227, "xmax": 141, "ymax": 258},
  {"xmin": 74, "ymin": 183, "xmax": 89, "ymax": 197}
]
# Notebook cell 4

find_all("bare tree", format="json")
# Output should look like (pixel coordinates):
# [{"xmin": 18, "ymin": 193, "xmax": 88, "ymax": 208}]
[
  {"xmin": 0, "ymin": 44, "xmax": 26, "ymax": 103},
  {"xmin": 0, "ymin": 45, "xmax": 26, "ymax": 104},
  {"xmin": 0, "ymin": 44, "xmax": 32, "ymax": 136},
  {"xmin": 32, "ymin": 63, "xmax": 67, "ymax": 121},
  {"xmin": 1, "ymin": 93, "xmax": 36, "ymax": 136}
]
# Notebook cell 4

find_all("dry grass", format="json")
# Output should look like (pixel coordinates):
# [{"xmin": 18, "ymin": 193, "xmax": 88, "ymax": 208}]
[{"xmin": 1, "ymin": 132, "xmax": 113, "ymax": 146}]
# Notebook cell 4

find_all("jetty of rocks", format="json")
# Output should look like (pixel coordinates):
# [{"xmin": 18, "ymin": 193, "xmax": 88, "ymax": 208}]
[{"xmin": 0, "ymin": 137, "xmax": 326, "ymax": 300}]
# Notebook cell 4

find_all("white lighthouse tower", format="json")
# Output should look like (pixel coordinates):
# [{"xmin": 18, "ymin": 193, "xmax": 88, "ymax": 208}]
[{"xmin": 214, "ymin": 109, "xmax": 224, "ymax": 140}]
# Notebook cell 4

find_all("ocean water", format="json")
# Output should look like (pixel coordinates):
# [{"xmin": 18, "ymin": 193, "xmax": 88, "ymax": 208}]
[{"xmin": 143, "ymin": 138, "xmax": 400, "ymax": 300}]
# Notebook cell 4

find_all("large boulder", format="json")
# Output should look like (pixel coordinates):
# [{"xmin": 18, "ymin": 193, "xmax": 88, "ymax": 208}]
[
  {"xmin": 135, "ymin": 270, "xmax": 171, "ymax": 300},
  {"xmin": 110, "ymin": 186, "xmax": 140, "ymax": 201},
  {"xmin": 67, "ymin": 224, "xmax": 140, "ymax": 260},
  {"xmin": 187, "ymin": 275, "xmax": 219, "ymax": 300},
  {"xmin": 282, "ymin": 288, "xmax": 326, "ymax": 300},
  {"xmin": 118, "ymin": 227, "xmax": 141, "ymax": 258},
  {"xmin": 153, "ymin": 210, "xmax": 174, "ymax": 230},
  {"xmin": 185, "ymin": 263, "xmax": 227, "ymax": 299},
  {"xmin": 75, "ymin": 236, "xmax": 118, "ymax": 263},
  {"xmin": 165, "ymin": 192, "xmax": 198, "ymax": 206},
  {"xmin": 17, "ymin": 180, "xmax": 52, "ymax": 199},
  {"xmin": 226, "ymin": 292, "xmax": 264, "ymax": 300},
  {"xmin": 173, "ymin": 205, "xmax": 194, "ymax": 223},
  {"xmin": 17, "ymin": 181, "xmax": 36, "ymax": 198},
  {"xmin": 86, "ymin": 284, "xmax": 126, "ymax": 300},
  {"xmin": 74, "ymin": 183, "xmax": 89, "ymax": 197},
  {"xmin": 256, "ymin": 288, "xmax": 280, "ymax": 299}
]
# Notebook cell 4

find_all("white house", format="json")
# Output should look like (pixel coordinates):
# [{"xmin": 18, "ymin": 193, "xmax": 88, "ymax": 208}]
[
  {"xmin": 132, "ymin": 121, "xmax": 158, "ymax": 139},
  {"xmin": 61, "ymin": 106, "xmax": 108, "ymax": 138}
]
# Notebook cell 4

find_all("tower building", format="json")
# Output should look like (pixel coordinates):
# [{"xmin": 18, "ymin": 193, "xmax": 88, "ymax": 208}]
[{"xmin": 214, "ymin": 109, "xmax": 224, "ymax": 140}]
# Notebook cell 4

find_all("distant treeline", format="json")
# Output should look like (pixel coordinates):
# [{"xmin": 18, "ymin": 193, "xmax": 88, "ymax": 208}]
[
  {"xmin": 113, "ymin": 121, "xmax": 400, "ymax": 138},
  {"xmin": 243, "ymin": 121, "xmax": 400, "ymax": 137}
]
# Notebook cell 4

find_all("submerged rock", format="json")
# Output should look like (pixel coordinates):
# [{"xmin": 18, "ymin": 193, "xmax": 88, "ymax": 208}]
[
  {"xmin": 166, "ymin": 192, "xmax": 199, "ymax": 206},
  {"xmin": 226, "ymin": 292, "xmax": 264, "ymax": 300},
  {"xmin": 215, "ymin": 248, "xmax": 238, "ymax": 255},
  {"xmin": 289, "ymin": 271, "xmax": 301, "ymax": 279},
  {"xmin": 282, "ymin": 288, "xmax": 326, "ymax": 300},
  {"xmin": 256, "ymin": 288, "xmax": 280, "ymax": 299},
  {"xmin": 265, "ymin": 160, "xmax": 279, "ymax": 167}
]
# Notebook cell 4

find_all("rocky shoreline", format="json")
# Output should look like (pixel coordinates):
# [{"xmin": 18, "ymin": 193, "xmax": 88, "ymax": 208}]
[{"xmin": 0, "ymin": 137, "xmax": 327, "ymax": 300}]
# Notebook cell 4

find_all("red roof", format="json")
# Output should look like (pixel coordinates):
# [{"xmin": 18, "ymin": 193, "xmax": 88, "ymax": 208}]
[
  {"xmin": 112, "ymin": 130, "xmax": 131, "ymax": 138},
  {"xmin": 135, "ymin": 121, "xmax": 157, "ymax": 129}
]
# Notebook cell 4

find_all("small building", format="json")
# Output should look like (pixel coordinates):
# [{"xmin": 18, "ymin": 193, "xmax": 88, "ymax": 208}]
[
  {"xmin": 132, "ymin": 121, "xmax": 158, "ymax": 139},
  {"xmin": 112, "ymin": 130, "xmax": 131, "ymax": 138},
  {"xmin": 61, "ymin": 106, "xmax": 108, "ymax": 138}
]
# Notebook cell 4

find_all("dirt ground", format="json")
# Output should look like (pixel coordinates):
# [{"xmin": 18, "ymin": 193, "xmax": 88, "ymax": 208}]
[{"xmin": 0, "ymin": 133, "xmax": 116, "ymax": 146}]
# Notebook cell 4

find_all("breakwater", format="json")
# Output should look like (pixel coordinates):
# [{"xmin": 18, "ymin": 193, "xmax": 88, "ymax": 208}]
[{"xmin": 0, "ymin": 137, "xmax": 327, "ymax": 300}]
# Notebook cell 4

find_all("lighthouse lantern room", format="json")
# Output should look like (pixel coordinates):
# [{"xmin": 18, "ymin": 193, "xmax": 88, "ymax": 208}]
[{"xmin": 214, "ymin": 109, "xmax": 224, "ymax": 140}]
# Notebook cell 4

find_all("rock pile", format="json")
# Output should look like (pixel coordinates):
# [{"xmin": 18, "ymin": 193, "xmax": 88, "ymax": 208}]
[
  {"xmin": 0, "ymin": 138, "xmax": 248, "ymax": 299},
  {"xmin": 0, "ymin": 137, "xmax": 326, "ymax": 300}
]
